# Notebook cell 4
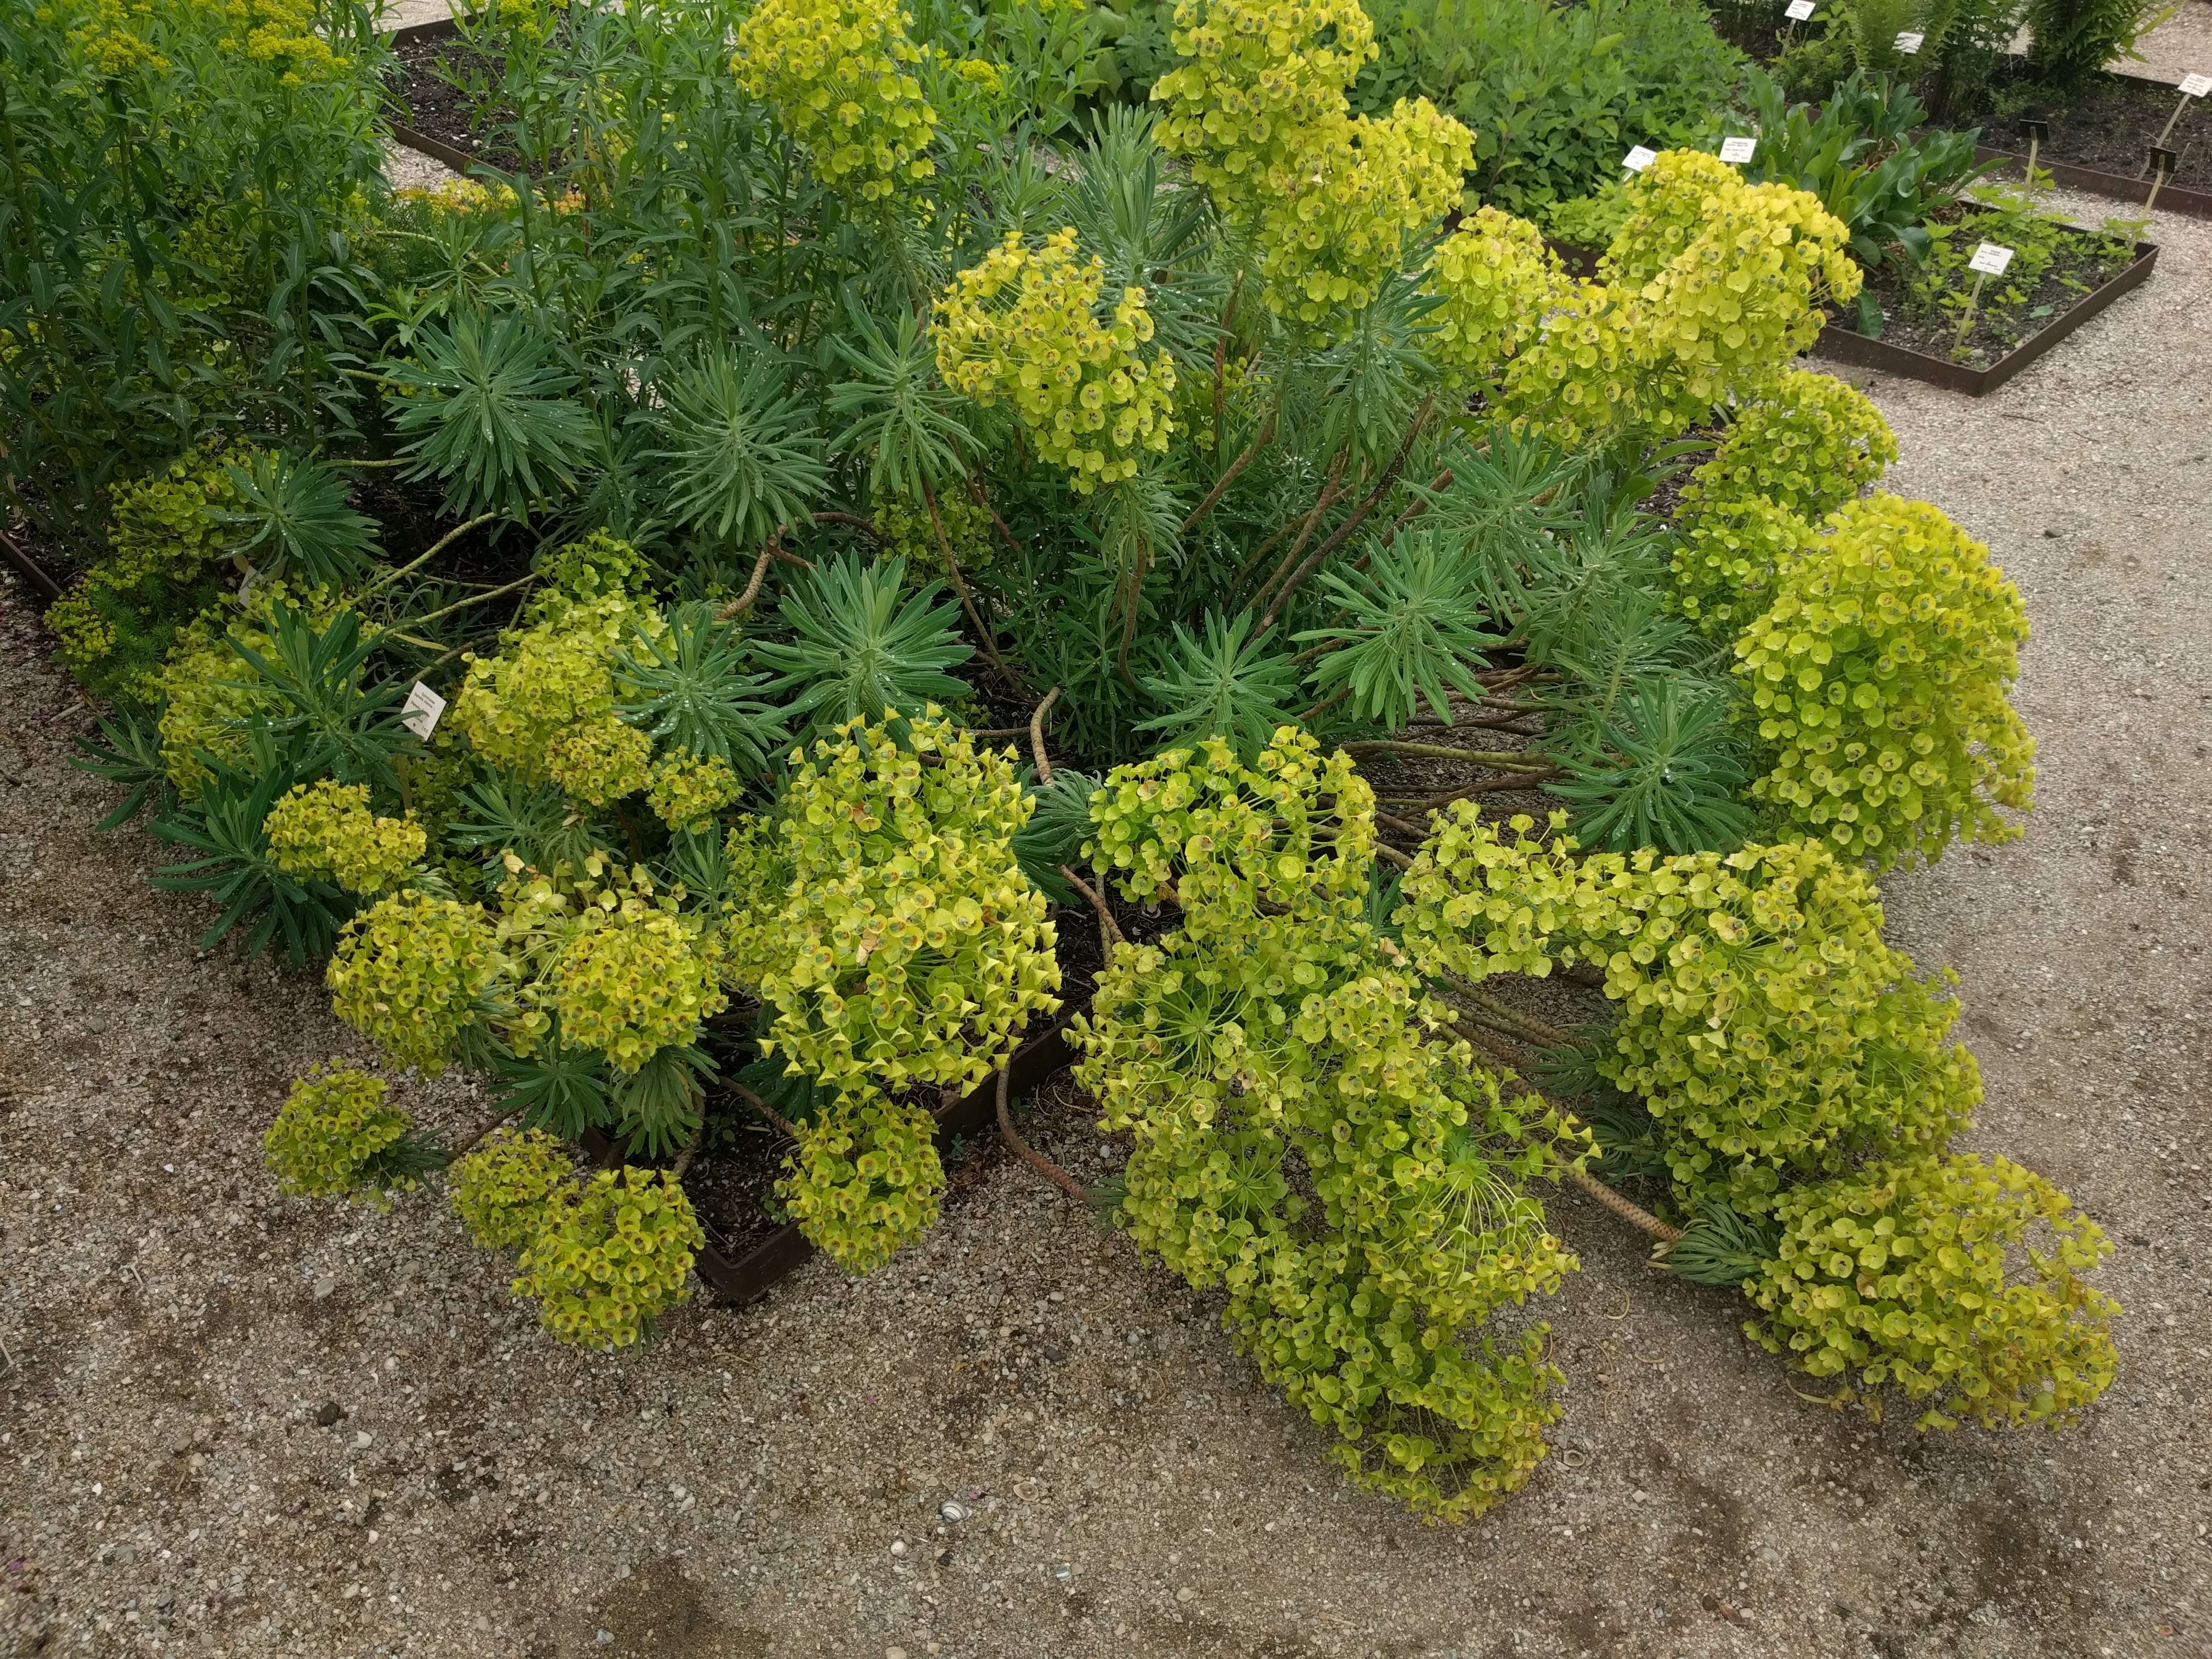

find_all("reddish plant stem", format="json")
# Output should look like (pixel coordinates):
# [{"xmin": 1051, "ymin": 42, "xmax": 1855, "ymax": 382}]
[
  {"xmin": 996, "ymin": 1065, "xmax": 1089, "ymax": 1204},
  {"xmin": 731, "ymin": 1081, "xmax": 800, "ymax": 1141},
  {"xmin": 715, "ymin": 534, "xmax": 781, "ymax": 622},
  {"xmin": 1059, "ymin": 865, "xmax": 1125, "ymax": 952},
  {"xmin": 1257, "ymin": 397, "xmax": 1435, "ymax": 632},
  {"xmin": 1028, "ymin": 685, "xmax": 1060, "ymax": 784},
  {"xmin": 1181, "ymin": 407, "xmax": 1278, "ymax": 536},
  {"xmin": 923, "ymin": 478, "xmax": 1024, "ymax": 695}
]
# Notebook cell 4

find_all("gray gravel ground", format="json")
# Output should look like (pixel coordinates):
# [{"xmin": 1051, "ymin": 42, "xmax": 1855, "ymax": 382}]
[{"xmin": 3, "ymin": 194, "xmax": 2210, "ymax": 1659}]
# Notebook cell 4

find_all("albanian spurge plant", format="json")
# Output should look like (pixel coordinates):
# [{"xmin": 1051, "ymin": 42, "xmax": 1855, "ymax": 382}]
[{"xmin": 52, "ymin": 0, "xmax": 2102, "ymax": 1522}]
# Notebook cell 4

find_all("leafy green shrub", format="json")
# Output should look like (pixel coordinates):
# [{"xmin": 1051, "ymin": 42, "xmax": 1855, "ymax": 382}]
[
  {"xmin": 452, "ymin": 590, "xmax": 661, "ymax": 786},
  {"xmin": 263, "ymin": 780, "xmax": 425, "ymax": 895},
  {"xmin": 511, "ymin": 1167, "xmax": 704, "ymax": 1348},
  {"xmin": 449, "ymin": 1127, "xmax": 574, "ymax": 1250},
  {"xmin": 1746, "ymin": 1152, "xmax": 2119, "ymax": 1428},
  {"xmin": 45, "ymin": 444, "xmax": 245, "ymax": 702},
  {"xmin": 1735, "ymin": 493, "xmax": 2035, "ymax": 868},
  {"xmin": 1352, "ymin": 0, "xmax": 1749, "ymax": 220},
  {"xmin": 327, "ymin": 891, "xmax": 501, "ymax": 1074},
  {"xmin": 727, "ymin": 708, "xmax": 1062, "ymax": 1099},
  {"xmin": 2025, "ymin": 0, "xmax": 2163, "ymax": 89},
  {"xmin": 777, "ymin": 1090, "xmax": 946, "ymax": 1273},
  {"xmin": 264, "ymin": 1062, "xmax": 424, "ymax": 1200}
]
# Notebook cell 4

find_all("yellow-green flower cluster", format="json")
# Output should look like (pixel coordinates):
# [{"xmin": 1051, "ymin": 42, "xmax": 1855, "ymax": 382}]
[
  {"xmin": 872, "ymin": 491, "xmax": 992, "ymax": 578},
  {"xmin": 264, "ymin": 1062, "xmax": 411, "ymax": 1199},
  {"xmin": 47, "ymin": 442, "xmax": 245, "ymax": 702},
  {"xmin": 326, "ymin": 891, "xmax": 501, "ymax": 1074},
  {"xmin": 1150, "ymin": 0, "xmax": 1471, "ymax": 336},
  {"xmin": 451, "ymin": 590, "xmax": 659, "ymax": 798},
  {"xmin": 1150, "ymin": 0, "xmax": 1377, "ymax": 196},
  {"xmin": 264, "ymin": 780, "xmax": 425, "ymax": 895},
  {"xmin": 544, "ymin": 715, "xmax": 653, "ymax": 805},
  {"xmin": 1504, "ymin": 152, "xmax": 1860, "ymax": 444},
  {"xmin": 733, "ymin": 0, "xmax": 938, "ymax": 205},
  {"xmin": 551, "ymin": 907, "xmax": 727, "ymax": 1075},
  {"xmin": 1746, "ymin": 1153, "xmax": 2118, "ymax": 1430},
  {"xmin": 154, "ymin": 584, "xmax": 348, "ymax": 795},
  {"xmin": 1398, "ymin": 820, "xmax": 1979, "ymax": 1216},
  {"xmin": 511, "ymin": 1167, "xmax": 703, "ymax": 1348},
  {"xmin": 1667, "ymin": 495, "xmax": 1811, "ymax": 642},
  {"xmin": 646, "ymin": 749, "xmax": 741, "ymax": 831},
  {"xmin": 934, "ymin": 228, "xmax": 1176, "ymax": 493},
  {"xmin": 449, "ymin": 1127, "xmax": 574, "ymax": 1250},
  {"xmin": 1685, "ymin": 369, "xmax": 1898, "ymax": 523},
  {"xmin": 1423, "ymin": 207, "xmax": 1564, "ymax": 385},
  {"xmin": 1735, "ymin": 494, "xmax": 2034, "ymax": 868},
  {"xmin": 726, "ymin": 707, "xmax": 1061, "ymax": 1099},
  {"xmin": 776, "ymin": 1089, "xmax": 945, "ymax": 1273}
]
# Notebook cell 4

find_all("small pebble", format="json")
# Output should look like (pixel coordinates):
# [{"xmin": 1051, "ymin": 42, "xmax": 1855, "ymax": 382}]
[
  {"xmin": 890, "ymin": 1540, "xmax": 906, "ymax": 1558},
  {"xmin": 315, "ymin": 1402, "xmax": 342, "ymax": 1427}
]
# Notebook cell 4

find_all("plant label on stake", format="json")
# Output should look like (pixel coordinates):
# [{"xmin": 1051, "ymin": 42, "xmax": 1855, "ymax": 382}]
[
  {"xmin": 1784, "ymin": 0, "xmax": 1815, "ymax": 18},
  {"xmin": 1622, "ymin": 145, "xmax": 1658, "ymax": 174},
  {"xmin": 1955, "ymin": 243, "xmax": 2013, "ymax": 352},
  {"xmin": 2181, "ymin": 73, "xmax": 2212, "ymax": 98},
  {"xmin": 402, "ymin": 681, "xmax": 447, "ymax": 741},
  {"xmin": 1720, "ymin": 136, "xmax": 1757, "ymax": 164},
  {"xmin": 2151, "ymin": 76, "xmax": 2209, "ymax": 190},
  {"xmin": 1894, "ymin": 30, "xmax": 1924, "ymax": 53}
]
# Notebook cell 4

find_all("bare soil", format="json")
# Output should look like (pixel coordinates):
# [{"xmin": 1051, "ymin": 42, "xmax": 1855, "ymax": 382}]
[{"xmin": 2, "ymin": 190, "xmax": 2209, "ymax": 1659}]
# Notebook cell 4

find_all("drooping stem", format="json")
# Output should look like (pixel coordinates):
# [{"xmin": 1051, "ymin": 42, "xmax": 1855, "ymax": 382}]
[
  {"xmin": 1244, "ymin": 445, "xmax": 1348, "ymax": 612},
  {"xmin": 1181, "ymin": 406, "xmax": 1278, "ymax": 536},
  {"xmin": 0, "ymin": 526, "xmax": 60, "ymax": 602},
  {"xmin": 358, "ymin": 512, "xmax": 500, "ymax": 597},
  {"xmin": 1342, "ymin": 740, "xmax": 1551, "ymax": 768},
  {"xmin": 924, "ymin": 477, "xmax": 1025, "ymax": 695},
  {"xmin": 715, "ymin": 535, "xmax": 781, "ymax": 622},
  {"xmin": 403, "ymin": 572, "xmax": 538, "ymax": 629},
  {"xmin": 996, "ymin": 1065, "xmax": 1088, "ymax": 1204},
  {"xmin": 1059, "ymin": 864, "xmax": 1125, "ymax": 953},
  {"xmin": 1028, "ymin": 684, "xmax": 1060, "ymax": 785},
  {"xmin": 963, "ymin": 475, "xmax": 1023, "ymax": 559},
  {"xmin": 671, "ymin": 1124, "xmax": 706, "ymax": 1180},
  {"xmin": 1256, "ymin": 396, "xmax": 1434, "ymax": 632},
  {"xmin": 731, "ymin": 1080, "xmax": 800, "ymax": 1141},
  {"xmin": 446, "ymin": 1103, "xmax": 524, "ymax": 1160}
]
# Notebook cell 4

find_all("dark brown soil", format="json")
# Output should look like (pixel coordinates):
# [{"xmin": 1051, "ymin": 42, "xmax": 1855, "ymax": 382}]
[
  {"xmin": 1835, "ymin": 225, "xmax": 2140, "ymax": 364},
  {"xmin": 385, "ymin": 28, "xmax": 524, "ymax": 172},
  {"xmin": 1973, "ymin": 69, "xmax": 2212, "ymax": 192}
]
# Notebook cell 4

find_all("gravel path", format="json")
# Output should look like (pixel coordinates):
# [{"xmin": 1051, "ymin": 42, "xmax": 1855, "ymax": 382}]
[{"xmin": 3, "ymin": 198, "xmax": 2209, "ymax": 1659}]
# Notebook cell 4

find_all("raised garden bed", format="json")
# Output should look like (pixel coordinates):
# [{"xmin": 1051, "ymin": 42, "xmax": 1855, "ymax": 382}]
[
  {"xmin": 383, "ymin": 14, "xmax": 525, "ymax": 175},
  {"xmin": 1816, "ymin": 235, "xmax": 2156, "ymax": 394}
]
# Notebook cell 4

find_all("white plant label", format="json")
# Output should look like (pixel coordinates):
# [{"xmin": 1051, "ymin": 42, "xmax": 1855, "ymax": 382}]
[
  {"xmin": 1784, "ymin": 0, "xmax": 1815, "ymax": 18},
  {"xmin": 1720, "ymin": 136, "xmax": 1758, "ymax": 163},
  {"xmin": 2181, "ymin": 72, "xmax": 2212, "ymax": 98},
  {"xmin": 1967, "ymin": 241, "xmax": 2015, "ymax": 276},
  {"xmin": 402, "ymin": 680, "xmax": 447, "ymax": 740},
  {"xmin": 1894, "ymin": 30, "xmax": 1924, "ymax": 53},
  {"xmin": 1622, "ymin": 145, "xmax": 1658, "ymax": 173}
]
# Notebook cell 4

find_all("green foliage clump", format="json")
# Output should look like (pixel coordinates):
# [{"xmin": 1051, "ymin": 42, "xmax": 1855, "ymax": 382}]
[
  {"xmin": 511, "ymin": 1167, "xmax": 704, "ymax": 1348},
  {"xmin": 264, "ymin": 1062, "xmax": 416, "ymax": 1200},
  {"xmin": 1685, "ymin": 370, "xmax": 1899, "ymax": 523},
  {"xmin": 1735, "ymin": 494, "xmax": 2035, "ymax": 868},
  {"xmin": 1746, "ymin": 1153, "xmax": 2119, "ymax": 1429},
  {"xmin": 452, "ymin": 590, "xmax": 659, "ymax": 788},
  {"xmin": 263, "ymin": 779, "xmax": 425, "ymax": 895},
  {"xmin": 777, "ymin": 1090, "xmax": 946, "ymax": 1273},
  {"xmin": 551, "ymin": 907, "xmax": 728, "ymax": 1075},
  {"xmin": 732, "ymin": 0, "xmax": 939, "ymax": 206},
  {"xmin": 2025, "ymin": 0, "xmax": 2164, "ymax": 90},
  {"xmin": 449, "ymin": 1127, "xmax": 574, "ymax": 1250},
  {"xmin": 1075, "ymin": 728, "xmax": 1583, "ymax": 1520},
  {"xmin": 727, "ymin": 710, "xmax": 1060, "ymax": 1097},
  {"xmin": 326, "ymin": 891, "xmax": 501, "ymax": 1074},
  {"xmin": 646, "ymin": 750, "xmax": 741, "ymax": 831}
]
